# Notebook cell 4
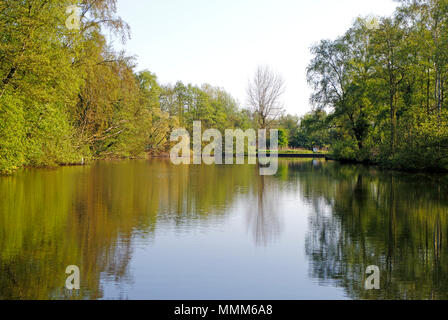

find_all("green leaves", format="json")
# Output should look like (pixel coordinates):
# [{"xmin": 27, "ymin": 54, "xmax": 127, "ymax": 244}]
[
  {"xmin": 306, "ymin": 0, "xmax": 448, "ymax": 171},
  {"xmin": 0, "ymin": 0, "xmax": 168, "ymax": 173},
  {"xmin": 0, "ymin": 93, "xmax": 25, "ymax": 174}
]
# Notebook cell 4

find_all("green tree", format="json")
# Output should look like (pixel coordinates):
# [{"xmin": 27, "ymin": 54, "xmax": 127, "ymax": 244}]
[{"xmin": 278, "ymin": 129, "xmax": 289, "ymax": 148}]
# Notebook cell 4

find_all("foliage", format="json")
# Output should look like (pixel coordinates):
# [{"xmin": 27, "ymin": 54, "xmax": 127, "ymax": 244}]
[
  {"xmin": 0, "ymin": 0, "xmax": 253, "ymax": 174},
  {"xmin": 287, "ymin": 110, "xmax": 332, "ymax": 150},
  {"xmin": 277, "ymin": 129, "xmax": 289, "ymax": 148},
  {"xmin": 306, "ymin": 0, "xmax": 448, "ymax": 171}
]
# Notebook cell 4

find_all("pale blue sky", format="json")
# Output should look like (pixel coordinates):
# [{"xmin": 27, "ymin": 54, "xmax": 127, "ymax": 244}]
[{"xmin": 116, "ymin": 0, "xmax": 398, "ymax": 115}]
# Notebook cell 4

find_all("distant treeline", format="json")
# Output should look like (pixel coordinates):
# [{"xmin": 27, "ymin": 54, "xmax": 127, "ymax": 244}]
[{"xmin": 304, "ymin": 0, "xmax": 448, "ymax": 171}]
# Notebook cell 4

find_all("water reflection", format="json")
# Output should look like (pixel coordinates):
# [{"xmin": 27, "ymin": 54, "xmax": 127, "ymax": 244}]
[
  {"xmin": 297, "ymin": 162, "xmax": 448, "ymax": 299},
  {"xmin": 0, "ymin": 159, "xmax": 447, "ymax": 299},
  {"xmin": 0, "ymin": 160, "xmax": 279, "ymax": 299},
  {"xmin": 246, "ymin": 173, "xmax": 282, "ymax": 247}
]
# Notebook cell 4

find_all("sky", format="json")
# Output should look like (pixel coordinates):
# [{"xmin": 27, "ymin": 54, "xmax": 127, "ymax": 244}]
[{"xmin": 115, "ymin": 0, "xmax": 398, "ymax": 116}]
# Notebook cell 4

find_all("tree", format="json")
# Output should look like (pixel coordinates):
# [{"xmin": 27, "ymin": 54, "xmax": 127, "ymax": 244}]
[
  {"xmin": 307, "ymin": 20, "xmax": 375, "ymax": 153},
  {"xmin": 306, "ymin": 1, "xmax": 448, "ymax": 170},
  {"xmin": 276, "ymin": 114, "xmax": 300, "ymax": 147},
  {"xmin": 297, "ymin": 111, "xmax": 331, "ymax": 150},
  {"xmin": 0, "ymin": 0, "xmax": 85, "ymax": 171},
  {"xmin": 278, "ymin": 129, "xmax": 289, "ymax": 148},
  {"xmin": 247, "ymin": 65, "xmax": 285, "ymax": 129},
  {"xmin": 370, "ymin": 17, "xmax": 408, "ymax": 154},
  {"xmin": 0, "ymin": 0, "xmax": 153, "ymax": 173}
]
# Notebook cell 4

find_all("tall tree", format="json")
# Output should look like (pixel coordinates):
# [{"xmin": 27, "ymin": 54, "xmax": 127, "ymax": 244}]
[{"xmin": 247, "ymin": 65, "xmax": 285, "ymax": 129}]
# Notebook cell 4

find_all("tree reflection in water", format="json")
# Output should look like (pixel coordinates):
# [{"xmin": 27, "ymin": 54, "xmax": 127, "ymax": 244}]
[
  {"xmin": 298, "ymin": 161, "xmax": 448, "ymax": 299},
  {"xmin": 246, "ymin": 169, "xmax": 282, "ymax": 247},
  {"xmin": 1, "ymin": 159, "xmax": 447, "ymax": 299}
]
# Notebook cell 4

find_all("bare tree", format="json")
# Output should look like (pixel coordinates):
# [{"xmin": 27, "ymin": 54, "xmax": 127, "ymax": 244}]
[{"xmin": 247, "ymin": 65, "xmax": 285, "ymax": 129}]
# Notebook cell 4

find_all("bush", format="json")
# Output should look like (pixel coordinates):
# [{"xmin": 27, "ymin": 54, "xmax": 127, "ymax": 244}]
[{"xmin": 331, "ymin": 139, "xmax": 358, "ymax": 161}]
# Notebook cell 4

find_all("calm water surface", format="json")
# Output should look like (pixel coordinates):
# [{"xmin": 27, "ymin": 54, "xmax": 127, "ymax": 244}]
[{"xmin": 1, "ymin": 159, "xmax": 447, "ymax": 299}]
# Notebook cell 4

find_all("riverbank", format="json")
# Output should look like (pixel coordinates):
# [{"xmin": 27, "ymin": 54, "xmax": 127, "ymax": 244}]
[
  {"xmin": 324, "ymin": 154, "xmax": 448, "ymax": 174},
  {"xmin": 3, "ymin": 150, "xmax": 447, "ymax": 176}
]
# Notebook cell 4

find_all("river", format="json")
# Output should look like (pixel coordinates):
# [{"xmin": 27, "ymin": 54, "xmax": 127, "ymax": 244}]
[{"xmin": 0, "ymin": 159, "xmax": 447, "ymax": 299}]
